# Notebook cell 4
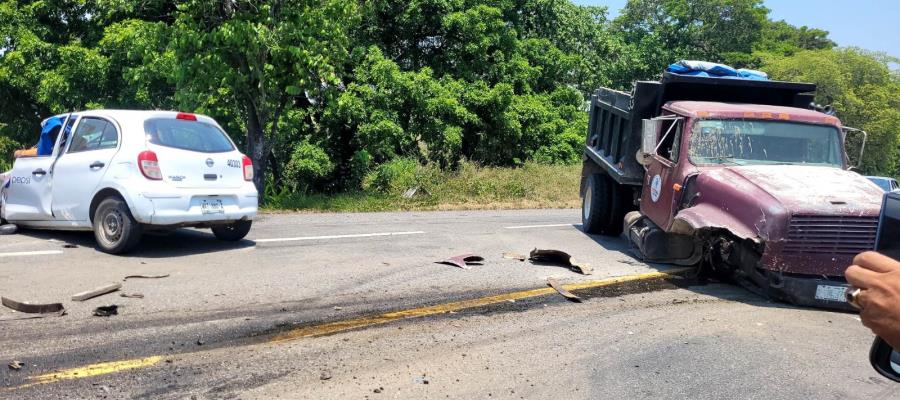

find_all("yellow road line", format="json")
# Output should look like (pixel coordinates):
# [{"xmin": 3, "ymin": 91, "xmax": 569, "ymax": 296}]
[
  {"xmin": 269, "ymin": 268, "xmax": 690, "ymax": 342},
  {"xmin": 7, "ymin": 268, "xmax": 689, "ymax": 390}
]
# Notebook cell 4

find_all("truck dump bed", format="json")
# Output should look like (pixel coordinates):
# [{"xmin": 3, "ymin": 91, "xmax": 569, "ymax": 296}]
[{"xmin": 584, "ymin": 73, "xmax": 818, "ymax": 185}]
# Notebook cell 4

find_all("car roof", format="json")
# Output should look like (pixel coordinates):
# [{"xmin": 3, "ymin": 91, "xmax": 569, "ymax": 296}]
[
  {"xmin": 54, "ymin": 110, "xmax": 219, "ymax": 126},
  {"xmin": 665, "ymin": 101, "xmax": 841, "ymax": 126}
]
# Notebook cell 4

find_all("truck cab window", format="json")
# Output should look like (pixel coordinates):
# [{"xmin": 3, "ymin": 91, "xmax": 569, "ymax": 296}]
[{"xmin": 657, "ymin": 119, "xmax": 682, "ymax": 163}]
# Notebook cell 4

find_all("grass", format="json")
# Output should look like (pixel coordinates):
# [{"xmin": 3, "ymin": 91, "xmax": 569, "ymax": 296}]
[{"xmin": 263, "ymin": 162, "xmax": 581, "ymax": 213}]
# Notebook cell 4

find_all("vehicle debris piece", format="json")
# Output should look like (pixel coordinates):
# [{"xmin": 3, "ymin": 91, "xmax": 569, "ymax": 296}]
[
  {"xmin": 2, "ymin": 297, "xmax": 64, "ymax": 314},
  {"xmin": 502, "ymin": 252, "xmax": 527, "ymax": 261},
  {"xmin": 402, "ymin": 187, "xmax": 419, "ymax": 199},
  {"xmin": 437, "ymin": 254, "xmax": 484, "ymax": 270},
  {"xmin": 8, "ymin": 361, "xmax": 23, "ymax": 371},
  {"xmin": 546, "ymin": 278, "xmax": 582, "ymax": 303},
  {"xmin": 120, "ymin": 293, "xmax": 145, "ymax": 299},
  {"xmin": 123, "ymin": 274, "xmax": 170, "ymax": 281},
  {"xmin": 320, "ymin": 370, "xmax": 332, "ymax": 380},
  {"xmin": 71, "ymin": 283, "xmax": 122, "ymax": 301},
  {"xmin": 92, "ymin": 305, "xmax": 118, "ymax": 317},
  {"xmin": 0, "ymin": 310, "xmax": 66, "ymax": 321},
  {"xmin": 0, "ymin": 224, "xmax": 17, "ymax": 235},
  {"xmin": 529, "ymin": 249, "xmax": 593, "ymax": 275},
  {"xmin": 62, "ymin": 244, "xmax": 77, "ymax": 249}
]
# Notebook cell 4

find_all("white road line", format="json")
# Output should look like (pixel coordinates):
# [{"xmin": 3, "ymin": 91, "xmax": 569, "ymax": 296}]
[
  {"xmin": 254, "ymin": 231, "xmax": 426, "ymax": 243},
  {"xmin": 0, "ymin": 250, "xmax": 64, "ymax": 258},
  {"xmin": 504, "ymin": 223, "xmax": 582, "ymax": 230}
]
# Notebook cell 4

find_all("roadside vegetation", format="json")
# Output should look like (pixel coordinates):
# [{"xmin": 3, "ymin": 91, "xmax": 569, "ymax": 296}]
[
  {"xmin": 265, "ymin": 161, "xmax": 581, "ymax": 212},
  {"xmin": 1, "ymin": 0, "xmax": 898, "ymax": 211}
]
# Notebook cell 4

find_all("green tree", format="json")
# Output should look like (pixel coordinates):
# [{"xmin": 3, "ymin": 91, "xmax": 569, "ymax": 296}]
[
  {"xmin": 172, "ymin": 0, "xmax": 357, "ymax": 195},
  {"xmin": 762, "ymin": 48, "xmax": 900, "ymax": 175}
]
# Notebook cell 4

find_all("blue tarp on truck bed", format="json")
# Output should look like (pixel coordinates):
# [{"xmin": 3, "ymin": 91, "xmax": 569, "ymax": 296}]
[{"xmin": 666, "ymin": 60, "xmax": 769, "ymax": 81}]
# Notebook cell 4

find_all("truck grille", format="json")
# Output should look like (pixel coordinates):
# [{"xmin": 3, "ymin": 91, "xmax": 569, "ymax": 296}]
[{"xmin": 784, "ymin": 215, "xmax": 878, "ymax": 255}]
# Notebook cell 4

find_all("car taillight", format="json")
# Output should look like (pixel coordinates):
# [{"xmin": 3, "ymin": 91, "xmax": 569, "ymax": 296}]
[
  {"xmin": 242, "ymin": 155, "xmax": 254, "ymax": 181},
  {"xmin": 138, "ymin": 151, "xmax": 162, "ymax": 180},
  {"xmin": 176, "ymin": 112, "xmax": 197, "ymax": 121}
]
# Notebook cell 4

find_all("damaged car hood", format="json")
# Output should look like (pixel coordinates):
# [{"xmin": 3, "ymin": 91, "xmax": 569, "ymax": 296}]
[{"xmin": 721, "ymin": 165, "xmax": 883, "ymax": 214}]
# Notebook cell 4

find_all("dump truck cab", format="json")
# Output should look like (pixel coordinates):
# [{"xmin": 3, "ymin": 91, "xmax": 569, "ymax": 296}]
[{"xmin": 581, "ymin": 69, "xmax": 883, "ymax": 310}]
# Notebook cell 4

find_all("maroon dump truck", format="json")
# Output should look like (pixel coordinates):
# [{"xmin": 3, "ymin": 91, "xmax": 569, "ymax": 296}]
[{"xmin": 580, "ymin": 72, "xmax": 883, "ymax": 310}]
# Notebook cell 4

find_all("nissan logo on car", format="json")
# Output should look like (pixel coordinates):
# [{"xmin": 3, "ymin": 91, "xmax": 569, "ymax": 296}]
[{"xmin": 206, "ymin": 158, "xmax": 214, "ymax": 168}]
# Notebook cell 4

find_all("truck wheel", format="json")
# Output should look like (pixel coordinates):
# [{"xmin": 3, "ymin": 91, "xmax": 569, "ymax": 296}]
[
  {"xmin": 93, "ymin": 197, "xmax": 143, "ymax": 254},
  {"xmin": 582, "ymin": 173, "xmax": 613, "ymax": 234},
  {"xmin": 212, "ymin": 220, "xmax": 252, "ymax": 242}
]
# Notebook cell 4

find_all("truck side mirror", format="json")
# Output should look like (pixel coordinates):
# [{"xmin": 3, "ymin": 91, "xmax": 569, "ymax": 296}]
[
  {"xmin": 638, "ymin": 119, "xmax": 660, "ymax": 166},
  {"xmin": 869, "ymin": 337, "xmax": 900, "ymax": 383},
  {"xmin": 842, "ymin": 127, "xmax": 867, "ymax": 170}
]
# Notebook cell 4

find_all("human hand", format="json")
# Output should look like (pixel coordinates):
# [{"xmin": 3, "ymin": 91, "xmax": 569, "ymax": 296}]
[{"xmin": 846, "ymin": 252, "xmax": 900, "ymax": 349}]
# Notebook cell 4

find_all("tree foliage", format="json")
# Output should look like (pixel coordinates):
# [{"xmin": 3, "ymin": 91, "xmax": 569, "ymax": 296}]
[{"xmin": 0, "ymin": 0, "xmax": 898, "ymax": 197}]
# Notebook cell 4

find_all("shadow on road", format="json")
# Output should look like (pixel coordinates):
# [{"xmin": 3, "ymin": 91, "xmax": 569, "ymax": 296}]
[{"xmin": 16, "ymin": 228, "xmax": 255, "ymax": 258}]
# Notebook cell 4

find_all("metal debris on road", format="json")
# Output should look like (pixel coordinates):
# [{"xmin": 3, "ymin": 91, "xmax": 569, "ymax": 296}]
[
  {"xmin": 123, "ymin": 274, "xmax": 170, "ymax": 281},
  {"xmin": 546, "ymin": 278, "xmax": 582, "ymax": 303},
  {"xmin": 502, "ymin": 252, "xmax": 527, "ymax": 261},
  {"xmin": 529, "ymin": 249, "xmax": 593, "ymax": 275},
  {"xmin": 0, "ymin": 224, "xmax": 17, "ymax": 235},
  {"xmin": 92, "ymin": 305, "xmax": 119, "ymax": 317},
  {"xmin": 120, "ymin": 293, "xmax": 145, "ymax": 299},
  {"xmin": 437, "ymin": 254, "xmax": 485, "ymax": 270},
  {"xmin": 62, "ymin": 244, "xmax": 78, "ymax": 249},
  {"xmin": 71, "ymin": 283, "xmax": 122, "ymax": 301},
  {"xmin": 2, "ymin": 297, "xmax": 64, "ymax": 314},
  {"xmin": 8, "ymin": 361, "xmax": 24, "ymax": 371}
]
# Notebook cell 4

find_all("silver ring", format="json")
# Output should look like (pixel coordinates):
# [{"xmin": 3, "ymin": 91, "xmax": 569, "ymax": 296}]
[{"xmin": 847, "ymin": 287, "xmax": 862, "ymax": 309}]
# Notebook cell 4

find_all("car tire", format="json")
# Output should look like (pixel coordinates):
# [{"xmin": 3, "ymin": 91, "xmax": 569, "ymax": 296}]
[
  {"xmin": 212, "ymin": 220, "xmax": 252, "ymax": 242},
  {"xmin": 583, "ymin": 173, "xmax": 630, "ymax": 236},
  {"xmin": 93, "ymin": 196, "xmax": 143, "ymax": 254}
]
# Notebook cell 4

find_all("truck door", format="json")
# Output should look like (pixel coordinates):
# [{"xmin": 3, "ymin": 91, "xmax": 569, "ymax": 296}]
[
  {"xmin": 2, "ymin": 117, "xmax": 75, "ymax": 221},
  {"xmin": 51, "ymin": 117, "xmax": 120, "ymax": 221},
  {"xmin": 641, "ymin": 116, "xmax": 684, "ymax": 229}
]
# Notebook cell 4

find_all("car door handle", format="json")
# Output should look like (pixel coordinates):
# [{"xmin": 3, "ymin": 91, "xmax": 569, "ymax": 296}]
[
  {"xmin": 32, "ymin": 168, "xmax": 47, "ymax": 176},
  {"xmin": 89, "ymin": 161, "xmax": 105, "ymax": 169}
]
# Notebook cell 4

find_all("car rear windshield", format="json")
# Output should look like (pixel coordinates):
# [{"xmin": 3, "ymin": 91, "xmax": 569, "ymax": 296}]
[{"xmin": 144, "ymin": 118, "xmax": 235, "ymax": 153}]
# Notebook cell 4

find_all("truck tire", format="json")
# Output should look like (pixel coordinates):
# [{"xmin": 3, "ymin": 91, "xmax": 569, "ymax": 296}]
[
  {"xmin": 212, "ymin": 220, "xmax": 252, "ymax": 242},
  {"xmin": 583, "ymin": 173, "xmax": 630, "ymax": 236},
  {"xmin": 93, "ymin": 196, "xmax": 143, "ymax": 254}
]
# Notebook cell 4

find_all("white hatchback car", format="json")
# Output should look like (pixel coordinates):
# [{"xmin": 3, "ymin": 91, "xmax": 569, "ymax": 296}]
[{"xmin": 1, "ymin": 110, "xmax": 258, "ymax": 254}]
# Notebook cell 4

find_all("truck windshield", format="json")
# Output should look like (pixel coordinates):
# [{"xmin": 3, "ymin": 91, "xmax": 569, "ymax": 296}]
[{"xmin": 689, "ymin": 119, "xmax": 843, "ymax": 167}]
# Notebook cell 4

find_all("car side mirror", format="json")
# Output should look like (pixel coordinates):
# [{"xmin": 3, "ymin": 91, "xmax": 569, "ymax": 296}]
[
  {"xmin": 870, "ymin": 337, "xmax": 900, "ymax": 383},
  {"xmin": 638, "ymin": 119, "xmax": 659, "ymax": 166}
]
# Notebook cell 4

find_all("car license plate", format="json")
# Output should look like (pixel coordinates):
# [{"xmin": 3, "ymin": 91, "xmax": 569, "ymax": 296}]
[
  {"xmin": 201, "ymin": 199, "xmax": 224, "ymax": 214},
  {"xmin": 815, "ymin": 285, "xmax": 847, "ymax": 302}
]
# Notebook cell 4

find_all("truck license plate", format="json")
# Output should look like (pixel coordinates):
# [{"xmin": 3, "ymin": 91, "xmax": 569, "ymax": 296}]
[
  {"xmin": 201, "ymin": 199, "xmax": 224, "ymax": 214},
  {"xmin": 815, "ymin": 285, "xmax": 847, "ymax": 302}
]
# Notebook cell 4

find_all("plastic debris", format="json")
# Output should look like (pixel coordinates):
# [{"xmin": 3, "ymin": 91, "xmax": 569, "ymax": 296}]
[
  {"xmin": 8, "ymin": 361, "xmax": 23, "ymax": 371},
  {"xmin": 547, "ymin": 278, "xmax": 582, "ymax": 303},
  {"xmin": 120, "ymin": 293, "xmax": 145, "ymax": 299},
  {"xmin": 72, "ymin": 283, "xmax": 122, "ymax": 301},
  {"xmin": 437, "ymin": 254, "xmax": 484, "ymax": 270},
  {"xmin": 502, "ymin": 252, "xmax": 527, "ymax": 261},
  {"xmin": 2, "ymin": 297, "xmax": 64, "ymax": 314},
  {"xmin": 529, "ymin": 249, "xmax": 593, "ymax": 275},
  {"xmin": 123, "ymin": 274, "xmax": 170, "ymax": 281},
  {"xmin": 92, "ymin": 305, "xmax": 118, "ymax": 317}
]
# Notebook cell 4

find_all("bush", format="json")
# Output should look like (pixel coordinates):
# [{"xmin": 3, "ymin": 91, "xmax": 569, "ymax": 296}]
[
  {"xmin": 284, "ymin": 142, "xmax": 335, "ymax": 192},
  {"xmin": 364, "ymin": 158, "xmax": 419, "ymax": 194}
]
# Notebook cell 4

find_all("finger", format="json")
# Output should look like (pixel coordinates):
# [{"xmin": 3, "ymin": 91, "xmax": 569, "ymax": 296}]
[
  {"xmin": 845, "ymin": 265, "xmax": 881, "ymax": 289},
  {"xmin": 853, "ymin": 251, "xmax": 900, "ymax": 273},
  {"xmin": 855, "ymin": 288, "xmax": 874, "ymax": 310}
]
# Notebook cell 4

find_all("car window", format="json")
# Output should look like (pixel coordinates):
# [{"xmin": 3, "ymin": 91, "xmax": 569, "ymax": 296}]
[
  {"xmin": 68, "ymin": 118, "xmax": 117, "ymax": 153},
  {"xmin": 144, "ymin": 118, "xmax": 234, "ymax": 153},
  {"xmin": 657, "ymin": 118, "xmax": 682, "ymax": 163}
]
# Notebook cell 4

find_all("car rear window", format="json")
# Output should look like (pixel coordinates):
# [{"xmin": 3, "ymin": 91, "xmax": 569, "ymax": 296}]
[{"xmin": 144, "ymin": 118, "xmax": 235, "ymax": 153}]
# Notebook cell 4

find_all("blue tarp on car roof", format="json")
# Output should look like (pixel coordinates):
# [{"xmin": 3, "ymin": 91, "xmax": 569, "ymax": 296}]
[{"xmin": 666, "ymin": 60, "xmax": 769, "ymax": 81}]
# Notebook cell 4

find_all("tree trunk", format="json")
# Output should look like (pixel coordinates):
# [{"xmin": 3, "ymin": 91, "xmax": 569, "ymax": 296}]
[{"xmin": 246, "ymin": 107, "xmax": 268, "ymax": 199}]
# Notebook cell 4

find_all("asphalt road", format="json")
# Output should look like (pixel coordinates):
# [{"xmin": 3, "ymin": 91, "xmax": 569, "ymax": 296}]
[{"xmin": 0, "ymin": 209, "xmax": 896, "ymax": 399}]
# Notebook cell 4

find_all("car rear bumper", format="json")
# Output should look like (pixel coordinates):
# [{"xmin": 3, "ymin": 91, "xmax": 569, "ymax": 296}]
[{"xmin": 132, "ymin": 186, "xmax": 258, "ymax": 226}]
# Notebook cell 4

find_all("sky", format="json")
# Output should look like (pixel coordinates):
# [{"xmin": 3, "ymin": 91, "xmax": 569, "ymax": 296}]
[{"xmin": 572, "ymin": 0, "xmax": 900, "ymax": 58}]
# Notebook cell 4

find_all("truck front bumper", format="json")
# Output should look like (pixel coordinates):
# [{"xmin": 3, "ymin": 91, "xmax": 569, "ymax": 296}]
[{"xmin": 765, "ymin": 272, "xmax": 856, "ymax": 312}]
